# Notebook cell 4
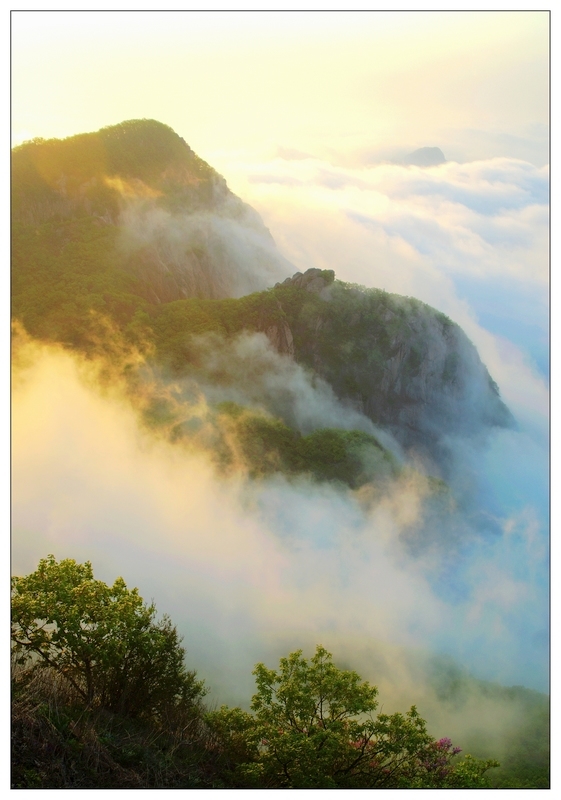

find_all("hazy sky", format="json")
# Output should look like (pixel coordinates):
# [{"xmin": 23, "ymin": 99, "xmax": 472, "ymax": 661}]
[
  {"xmin": 11, "ymin": 10, "xmax": 548, "ymax": 165},
  {"xmin": 9, "ymin": 8, "xmax": 552, "ymax": 703}
]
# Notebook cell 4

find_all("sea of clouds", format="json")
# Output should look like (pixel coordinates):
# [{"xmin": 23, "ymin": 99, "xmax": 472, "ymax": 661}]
[{"xmin": 11, "ymin": 145, "xmax": 549, "ymax": 762}]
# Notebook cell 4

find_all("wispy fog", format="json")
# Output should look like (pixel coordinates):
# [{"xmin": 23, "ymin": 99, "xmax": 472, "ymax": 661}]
[
  {"xmin": 11, "ymin": 132, "xmax": 549, "ymax": 707},
  {"xmin": 217, "ymin": 153, "xmax": 549, "ymax": 420},
  {"xmin": 12, "ymin": 337, "xmax": 548, "ymax": 706},
  {"xmin": 166, "ymin": 330, "xmax": 400, "ymax": 452},
  {"xmin": 118, "ymin": 193, "xmax": 293, "ymax": 300}
]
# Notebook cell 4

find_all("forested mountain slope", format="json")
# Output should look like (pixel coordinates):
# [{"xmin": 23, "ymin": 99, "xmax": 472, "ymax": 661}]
[
  {"xmin": 12, "ymin": 119, "xmax": 513, "ymax": 474},
  {"xmin": 12, "ymin": 119, "xmax": 292, "ymax": 304}
]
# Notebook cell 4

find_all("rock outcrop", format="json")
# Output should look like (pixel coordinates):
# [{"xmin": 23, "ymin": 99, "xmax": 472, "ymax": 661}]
[
  {"xmin": 275, "ymin": 268, "xmax": 335, "ymax": 294},
  {"xmin": 261, "ymin": 270, "xmax": 513, "ymax": 458}
]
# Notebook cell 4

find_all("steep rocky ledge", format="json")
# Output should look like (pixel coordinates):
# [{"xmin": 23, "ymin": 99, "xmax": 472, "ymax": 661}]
[{"xmin": 260, "ymin": 269, "xmax": 514, "ymax": 454}]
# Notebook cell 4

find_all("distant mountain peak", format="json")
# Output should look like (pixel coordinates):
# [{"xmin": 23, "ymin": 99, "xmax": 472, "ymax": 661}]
[{"xmin": 404, "ymin": 147, "xmax": 446, "ymax": 167}]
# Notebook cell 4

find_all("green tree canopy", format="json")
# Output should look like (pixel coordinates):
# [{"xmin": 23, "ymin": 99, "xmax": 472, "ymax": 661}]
[
  {"xmin": 207, "ymin": 645, "xmax": 498, "ymax": 789},
  {"xmin": 11, "ymin": 555, "xmax": 205, "ymax": 718}
]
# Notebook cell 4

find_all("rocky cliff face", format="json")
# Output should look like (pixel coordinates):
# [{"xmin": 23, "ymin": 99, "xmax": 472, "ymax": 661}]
[
  {"xmin": 119, "ymin": 195, "xmax": 293, "ymax": 303},
  {"xmin": 259, "ymin": 269, "xmax": 513, "ymax": 457}
]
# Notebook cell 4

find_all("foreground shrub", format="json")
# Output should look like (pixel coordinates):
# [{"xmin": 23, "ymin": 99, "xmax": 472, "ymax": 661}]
[
  {"xmin": 11, "ymin": 555, "xmax": 205, "ymax": 718},
  {"xmin": 11, "ymin": 558, "xmax": 501, "ymax": 788},
  {"xmin": 206, "ymin": 645, "xmax": 499, "ymax": 788}
]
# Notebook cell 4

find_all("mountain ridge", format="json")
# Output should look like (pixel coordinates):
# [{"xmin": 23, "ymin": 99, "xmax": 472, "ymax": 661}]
[
  {"xmin": 11, "ymin": 119, "xmax": 513, "ymax": 473},
  {"xmin": 12, "ymin": 119, "xmax": 293, "ymax": 300}
]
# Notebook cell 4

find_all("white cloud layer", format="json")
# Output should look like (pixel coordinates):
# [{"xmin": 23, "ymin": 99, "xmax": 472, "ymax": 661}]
[
  {"xmin": 12, "ymin": 342, "xmax": 549, "ymax": 702},
  {"xmin": 214, "ymin": 153, "xmax": 549, "ymax": 414}
]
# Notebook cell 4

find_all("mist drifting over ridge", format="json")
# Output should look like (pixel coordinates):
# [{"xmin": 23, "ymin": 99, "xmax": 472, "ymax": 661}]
[
  {"xmin": 217, "ymin": 150, "xmax": 549, "ymax": 388},
  {"xmin": 10, "ymin": 115, "xmax": 549, "ymax": 787},
  {"xmin": 11, "ymin": 333, "xmax": 548, "ymax": 687},
  {"xmin": 11, "ymin": 331, "xmax": 548, "ymax": 774}
]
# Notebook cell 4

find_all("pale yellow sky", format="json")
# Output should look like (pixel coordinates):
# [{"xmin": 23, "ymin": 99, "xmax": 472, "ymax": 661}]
[{"xmin": 11, "ymin": 10, "xmax": 549, "ymax": 166}]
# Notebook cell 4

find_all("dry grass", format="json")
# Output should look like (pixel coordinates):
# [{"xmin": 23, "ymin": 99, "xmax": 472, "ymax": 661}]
[{"xmin": 11, "ymin": 662, "xmax": 213, "ymax": 788}]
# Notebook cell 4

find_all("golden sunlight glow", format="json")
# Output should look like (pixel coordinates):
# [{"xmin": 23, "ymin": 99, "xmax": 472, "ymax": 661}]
[
  {"xmin": 12, "ymin": 10, "xmax": 549, "ymax": 166},
  {"xmin": 103, "ymin": 176, "xmax": 163, "ymax": 199}
]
